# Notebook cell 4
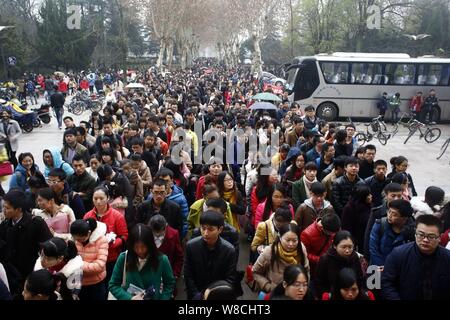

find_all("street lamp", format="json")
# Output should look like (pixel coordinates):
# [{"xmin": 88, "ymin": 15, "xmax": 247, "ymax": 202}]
[{"xmin": 0, "ymin": 26, "xmax": 15, "ymax": 80}]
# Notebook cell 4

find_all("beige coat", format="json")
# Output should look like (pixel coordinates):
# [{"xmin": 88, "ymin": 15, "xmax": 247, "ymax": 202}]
[{"xmin": 252, "ymin": 243, "xmax": 310, "ymax": 292}]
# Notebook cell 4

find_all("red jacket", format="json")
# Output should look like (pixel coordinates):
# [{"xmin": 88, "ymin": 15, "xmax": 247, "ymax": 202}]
[
  {"xmin": 410, "ymin": 96, "xmax": 424, "ymax": 113},
  {"xmin": 440, "ymin": 229, "xmax": 450, "ymax": 247},
  {"xmin": 300, "ymin": 221, "xmax": 335, "ymax": 272},
  {"xmin": 58, "ymin": 81, "xmax": 68, "ymax": 93},
  {"xmin": 195, "ymin": 175, "xmax": 218, "ymax": 201},
  {"xmin": 80, "ymin": 79, "xmax": 89, "ymax": 90},
  {"xmin": 250, "ymin": 186, "xmax": 266, "ymax": 225},
  {"xmin": 84, "ymin": 205, "xmax": 128, "ymax": 263},
  {"xmin": 158, "ymin": 226, "xmax": 184, "ymax": 277}
]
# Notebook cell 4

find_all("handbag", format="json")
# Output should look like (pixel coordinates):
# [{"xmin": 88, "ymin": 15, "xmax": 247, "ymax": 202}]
[
  {"xmin": 0, "ymin": 161, "xmax": 13, "ymax": 177},
  {"xmin": 245, "ymin": 222, "xmax": 269, "ymax": 292},
  {"xmin": 107, "ymin": 251, "xmax": 127, "ymax": 300}
]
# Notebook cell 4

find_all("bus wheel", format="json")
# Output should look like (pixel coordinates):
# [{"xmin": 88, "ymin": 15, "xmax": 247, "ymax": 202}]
[
  {"xmin": 317, "ymin": 102, "xmax": 338, "ymax": 121},
  {"xmin": 431, "ymin": 106, "xmax": 441, "ymax": 123}
]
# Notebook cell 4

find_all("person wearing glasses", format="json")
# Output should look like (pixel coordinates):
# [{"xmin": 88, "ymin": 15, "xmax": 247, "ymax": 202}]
[
  {"xmin": 368, "ymin": 199, "xmax": 415, "ymax": 268},
  {"xmin": 269, "ymin": 265, "xmax": 315, "ymax": 300},
  {"xmin": 382, "ymin": 215, "xmax": 450, "ymax": 300}
]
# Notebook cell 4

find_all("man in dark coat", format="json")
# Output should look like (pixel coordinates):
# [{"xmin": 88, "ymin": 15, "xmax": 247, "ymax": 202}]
[
  {"xmin": 382, "ymin": 215, "xmax": 450, "ymax": 300},
  {"xmin": 358, "ymin": 144, "xmax": 376, "ymax": 179},
  {"xmin": 135, "ymin": 179, "xmax": 183, "ymax": 236},
  {"xmin": 67, "ymin": 154, "xmax": 97, "ymax": 211},
  {"xmin": 331, "ymin": 157, "xmax": 364, "ymax": 217},
  {"xmin": 0, "ymin": 190, "xmax": 52, "ymax": 295},
  {"xmin": 184, "ymin": 211, "xmax": 237, "ymax": 299},
  {"xmin": 364, "ymin": 159, "xmax": 389, "ymax": 207}
]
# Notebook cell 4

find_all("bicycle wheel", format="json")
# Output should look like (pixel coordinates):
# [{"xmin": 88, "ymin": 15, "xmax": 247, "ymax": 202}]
[
  {"xmin": 90, "ymin": 101, "xmax": 102, "ymax": 112},
  {"xmin": 377, "ymin": 132, "xmax": 388, "ymax": 145},
  {"xmin": 72, "ymin": 102, "xmax": 85, "ymax": 115},
  {"xmin": 355, "ymin": 133, "xmax": 367, "ymax": 146},
  {"xmin": 404, "ymin": 127, "xmax": 417, "ymax": 144},
  {"xmin": 391, "ymin": 122, "xmax": 399, "ymax": 138},
  {"xmin": 437, "ymin": 138, "xmax": 450, "ymax": 160},
  {"xmin": 424, "ymin": 128, "xmax": 441, "ymax": 143}
]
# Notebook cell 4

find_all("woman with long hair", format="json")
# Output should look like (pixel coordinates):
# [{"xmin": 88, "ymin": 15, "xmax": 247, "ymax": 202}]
[
  {"xmin": 108, "ymin": 224, "xmax": 175, "ymax": 300},
  {"xmin": 387, "ymin": 156, "xmax": 417, "ymax": 197},
  {"xmin": 252, "ymin": 223, "xmax": 309, "ymax": 293},
  {"xmin": 270, "ymin": 265, "xmax": 315, "ymax": 300},
  {"xmin": 322, "ymin": 268, "xmax": 375, "ymax": 300},
  {"xmin": 217, "ymin": 171, "xmax": 245, "ymax": 230},
  {"xmin": 9, "ymin": 152, "xmax": 46, "ymax": 193},
  {"xmin": 254, "ymin": 184, "xmax": 294, "ymax": 228}
]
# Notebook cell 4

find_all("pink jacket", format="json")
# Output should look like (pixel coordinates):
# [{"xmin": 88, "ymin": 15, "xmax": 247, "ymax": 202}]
[
  {"xmin": 75, "ymin": 221, "xmax": 109, "ymax": 286},
  {"xmin": 254, "ymin": 201, "xmax": 295, "ymax": 227}
]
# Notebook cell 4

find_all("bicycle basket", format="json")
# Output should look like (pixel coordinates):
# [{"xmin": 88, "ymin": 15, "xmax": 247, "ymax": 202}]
[{"xmin": 371, "ymin": 122, "xmax": 380, "ymax": 132}]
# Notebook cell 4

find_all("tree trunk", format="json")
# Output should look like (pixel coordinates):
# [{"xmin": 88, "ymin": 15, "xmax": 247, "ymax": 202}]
[
  {"xmin": 156, "ymin": 38, "xmax": 166, "ymax": 69},
  {"xmin": 252, "ymin": 32, "xmax": 263, "ymax": 76},
  {"xmin": 166, "ymin": 39, "xmax": 174, "ymax": 68},
  {"xmin": 180, "ymin": 44, "xmax": 188, "ymax": 69}
]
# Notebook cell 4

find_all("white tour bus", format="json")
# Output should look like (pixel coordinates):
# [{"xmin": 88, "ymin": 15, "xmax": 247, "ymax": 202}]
[{"xmin": 285, "ymin": 52, "xmax": 450, "ymax": 122}]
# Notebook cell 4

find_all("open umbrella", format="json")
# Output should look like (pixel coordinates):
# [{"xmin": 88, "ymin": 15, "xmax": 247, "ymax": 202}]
[
  {"xmin": 125, "ymin": 83, "xmax": 146, "ymax": 90},
  {"xmin": 250, "ymin": 102, "xmax": 277, "ymax": 111},
  {"xmin": 251, "ymin": 92, "xmax": 282, "ymax": 102}
]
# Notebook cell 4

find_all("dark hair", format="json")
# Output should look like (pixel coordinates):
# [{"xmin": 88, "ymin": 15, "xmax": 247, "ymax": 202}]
[
  {"xmin": 255, "ymin": 165, "xmax": 275, "ymax": 201},
  {"xmin": 37, "ymin": 187, "xmax": 56, "ymax": 201},
  {"xmin": 199, "ymin": 210, "xmax": 225, "ymax": 228},
  {"xmin": 271, "ymin": 223, "xmax": 305, "ymax": 269},
  {"xmin": 304, "ymin": 161, "xmax": 317, "ymax": 171},
  {"xmin": 205, "ymin": 280, "xmax": 237, "ymax": 300},
  {"xmin": 263, "ymin": 184, "xmax": 289, "ymax": 222},
  {"xmin": 48, "ymin": 168, "xmax": 67, "ymax": 181},
  {"xmin": 330, "ymin": 268, "xmax": 369, "ymax": 301},
  {"xmin": 130, "ymin": 153, "xmax": 142, "ymax": 162},
  {"xmin": 217, "ymin": 171, "xmax": 239, "ymax": 202},
  {"xmin": 4, "ymin": 189, "xmax": 27, "ymax": 210},
  {"xmin": 96, "ymin": 164, "xmax": 114, "ymax": 181},
  {"xmin": 70, "ymin": 218, "xmax": 97, "ymax": 237},
  {"xmin": 283, "ymin": 264, "xmax": 309, "ymax": 285},
  {"xmin": 155, "ymin": 168, "xmax": 174, "ymax": 179},
  {"xmin": 333, "ymin": 230, "xmax": 354, "ymax": 247},
  {"xmin": 355, "ymin": 147, "xmax": 366, "ymax": 158},
  {"xmin": 162, "ymin": 159, "xmax": 187, "ymax": 189},
  {"xmin": 311, "ymin": 182, "xmax": 326, "ymax": 195},
  {"xmin": 304, "ymin": 105, "xmax": 315, "ymax": 112},
  {"xmin": 351, "ymin": 185, "xmax": 371, "ymax": 204},
  {"xmin": 75, "ymin": 126, "xmax": 86, "ymax": 136},
  {"xmin": 205, "ymin": 198, "xmax": 228, "ymax": 214},
  {"xmin": 344, "ymin": 157, "xmax": 359, "ymax": 167},
  {"xmin": 127, "ymin": 224, "xmax": 161, "ymax": 272},
  {"xmin": 148, "ymin": 214, "xmax": 167, "ymax": 232},
  {"xmin": 18, "ymin": 152, "xmax": 37, "ymax": 174},
  {"xmin": 374, "ymin": 159, "xmax": 388, "ymax": 168},
  {"xmin": 391, "ymin": 172, "xmax": 408, "ymax": 185},
  {"xmin": 40, "ymin": 237, "xmax": 77, "ymax": 261},
  {"xmin": 25, "ymin": 270, "xmax": 58, "ymax": 300},
  {"xmin": 424, "ymin": 186, "xmax": 445, "ymax": 207},
  {"xmin": 390, "ymin": 156, "xmax": 408, "ymax": 171},
  {"xmin": 365, "ymin": 144, "xmax": 376, "ymax": 153},
  {"xmin": 72, "ymin": 154, "xmax": 86, "ymax": 164},
  {"xmin": 28, "ymin": 176, "xmax": 49, "ymax": 189},
  {"xmin": 335, "ymin": 130, "xmax": 347, "ymax": 144},
  {"xmin": 202, "ymin": 184, "xmax": 218, "ymax": 197},
  {"xmin": 334, "ymin": 156, "xmax": 347, "ymax": 170},
  {"xmin": 130, "ymin": 137, "xmax": 144, "ymax": 147},
  {"xmin": 384, "ymin": 182, "xmax": 403, "ymax": 194},
  {"xmin": 63, "ymin": 116, "xmax": 74, "ymax": 122},
  {"xmin": 415, "ymin": 214, "xmax": 443, "ymax": 233},
  {"xmin": 345, "ymin": 123, "xmax": 356, "ymax": 130},
  {"xmin": 273, "ymin": 205, "xmax": 293, "ymax": 223},
  {"xmin": 152, "ymin": 178, "xmax": 168, "ymax": 189},
  {"xmin": 322, "ymin": 214, "xmax": 341, "ymax": 233},
  {"xmin": 389, "ymin": 199, "xmax": 413, "ymax": 218},
  {"xmin": 321, "ymin": 143, "xmax": 334, "ymax": 156},
  {"xmin": 293, "ymin": 116, "xmax": 304, "ymax": 125}
]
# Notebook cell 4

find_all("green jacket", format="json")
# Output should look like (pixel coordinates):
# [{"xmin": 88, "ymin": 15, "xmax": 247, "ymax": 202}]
[
  {"xmin": 108, "ymin": 251, "xmax": 175, "ymax": 300},
  {"xmin": 187, "ymin": 199, "xmax": 235, "ymax": 237},
  {"xmin": 292, "ymin": 178, "xmax": 308, "ymax": 209},
  {"xmin": 67, "ymin": 171, "xmax": 97, "ymax": 210}
]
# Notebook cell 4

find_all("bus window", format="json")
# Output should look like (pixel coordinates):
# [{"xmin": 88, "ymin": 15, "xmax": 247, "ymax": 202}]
[
  {"xmin": 351, "ymin": 63, "xmax": 382, "ymax": 84},
  {"xmin": 439, "ymin": 65, "xmax": 450, "ymax": 86},
  {"xmin": 385, "ymin": 64, "xmax": 415, "ymax": 85},
  {"xmin": 320, "ymin": 62, "xmax": 349, "ymax": 84},
  {"xmin": 294, "ymin": 60, "xmax": 320, "ymax": 100},
  {"xmin": 418, "ymin": 64, "xmax": 442, "ymax": 85}
]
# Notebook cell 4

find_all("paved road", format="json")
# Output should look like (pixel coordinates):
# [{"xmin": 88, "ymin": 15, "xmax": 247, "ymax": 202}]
[{"xmin": 5, "ymin": 99, "xmax": 450, "ymax": 299}]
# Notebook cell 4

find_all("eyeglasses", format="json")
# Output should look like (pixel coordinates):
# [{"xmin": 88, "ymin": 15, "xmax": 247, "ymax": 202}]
[
  {"xmin": 47, "ymin": 179, "xmax": 62, "ymax": 185},
  {"xmin": 415, "ymin": 232, "xmax": 440, "ymax": 241},
  {"xmin": 224, "ymin": 178, "xmax": 234, "ymax": 182},
  {"xmin": 153, "ymin": 191, "xmax": 166, "ymax": 196},
  {"xmin": 291, "ymin": 282, "xmax": 308, "ymax": 290}
]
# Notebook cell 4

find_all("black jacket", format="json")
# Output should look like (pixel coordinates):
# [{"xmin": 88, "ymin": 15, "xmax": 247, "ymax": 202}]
[
  {"xmin": 341, "ymin": 200, "xmax": 372, "ymax": 252},
  {"xmin": 184, "ymin": 236, "xmax": 237, "ymax": 299},
  {"xmin": 136, "ymin": 199, "xmax": 183, "ymax": 236},
  {"xmin": 363, "ymin": 203, "xmax": 387, "ymax": 259},
  {"xmin": 387, "ymin": 171, "xmax": 417, "ymax": 197},
  {"xmin": 364, "ymin": 175, "xmax": 388, "ymax": 207},
  {"xmin": 334, "ymin": 142, "xmax": 352, "ymax": 158},
  {"xmin": 192, "ymin": 222, "xmax": 240, "ymax": 259},
  {"xmin": 314, "ymin": 247, "xmax": 364, "ymax": 297},
  {"xmin": 358, "ymin": 160, "xmax": 374, "ymax": 180},
  {"xmin": 382, "ymin": 242, "xmax": 450, "ymax": 300},
  {"xmin": 50, "ymin": 91, "xmax": 65, "ymax": 109},
  {"xmin": 0, "ymin": 213, "xmax": 52, "ymax": 294},
  {"xmin": 331, "ymin": 174, "xmax": 364, "ymax": 216}
]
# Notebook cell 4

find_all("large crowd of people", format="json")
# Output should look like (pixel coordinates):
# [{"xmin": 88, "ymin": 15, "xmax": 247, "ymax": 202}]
[{"xmin": 0, "ymin": 59, "xmax": 449, "ymax": 301}]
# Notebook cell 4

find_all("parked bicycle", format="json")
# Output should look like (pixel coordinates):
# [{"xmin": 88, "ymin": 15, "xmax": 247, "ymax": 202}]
[
  {"xmin": 354, "ymin": 116, "xmax": 390, "ymax": 146},
  {"xmin": 67, "ymin": 91, "xmax": 104, "ymax": 115},
  {"xmin": 392, "ymin": 112, "xmax": 417, "ymax": 137},
  {"xmin": 403, "ymin": 120, "xmax": 441, "ymax": 144},
  {"xmin": 437, "ymin": 137, "xmax": 450, "ymax": 160}
]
